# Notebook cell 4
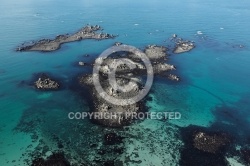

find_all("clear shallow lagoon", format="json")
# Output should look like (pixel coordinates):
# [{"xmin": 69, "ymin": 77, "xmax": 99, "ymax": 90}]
[{"xmin": 0, "ymin": 0, "xmax": 250, "ymax": 165}]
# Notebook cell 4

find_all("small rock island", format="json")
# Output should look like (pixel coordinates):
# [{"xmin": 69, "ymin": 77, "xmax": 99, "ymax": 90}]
[
  {"xmin": 171, "ymin": 35, "xmax": 195, "ymax": 54},
  {"xmin": 34, "ymin": 74, "xmax": 60, "ymax": 90},
  {"xmin": 16, "ymin": 25, "xmax": 116, "ymax": 52}
]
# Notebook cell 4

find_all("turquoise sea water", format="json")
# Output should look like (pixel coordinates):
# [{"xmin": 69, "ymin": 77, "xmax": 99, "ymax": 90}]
[{"xmin": 0, "ymin": 0, "xmax": 250, "ymax": 165}]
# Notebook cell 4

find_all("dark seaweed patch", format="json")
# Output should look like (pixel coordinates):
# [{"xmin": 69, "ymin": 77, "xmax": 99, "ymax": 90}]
[
  {"xmin": 212, "ymin": 105, "xmax": 250, "ymax": 144},
  {"xmin": 31, "ymin": 152, "xmax": 70, "ymax": 166}
]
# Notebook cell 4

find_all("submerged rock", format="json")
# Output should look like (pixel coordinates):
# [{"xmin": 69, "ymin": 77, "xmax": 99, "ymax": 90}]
[
  {"xmin": 103, "ymin": 160, "xmax": 115, "ymax": 166},
  {"xmin": 104, "ymin": 133, "xmax": 123, "ymax": 145},
  {"xmin": 193, "ymin": 132, "xmax": 230, "ymax": 153},
  {"xmin": 180, "ymin": 125, "xmax": 231, "ymax": 166},
  {"xmin": 232, "ymin": 44, "xmax": 245, "ymax": 49},
  {"xmin": 31, "ymin": 152, "xmax": 70, "ymax": 166}
]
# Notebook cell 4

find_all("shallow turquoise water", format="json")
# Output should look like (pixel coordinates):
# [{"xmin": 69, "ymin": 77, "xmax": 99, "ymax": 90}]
[{"xmin": 0, "ymin": 0, "xmax": 250, "ymax": 165}]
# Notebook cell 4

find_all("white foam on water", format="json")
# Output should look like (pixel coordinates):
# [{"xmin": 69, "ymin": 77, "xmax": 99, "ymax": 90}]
[{"xmin": 197, "ymin": 31, "xmax": 203, "ymax": 35}]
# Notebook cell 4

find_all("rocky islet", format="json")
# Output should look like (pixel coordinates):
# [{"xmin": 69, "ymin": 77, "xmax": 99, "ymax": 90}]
[
  {"xmin": 79, "ymin": 44, "xmax": 180, "ymax": 127},
  {"xmin": 16, "ymin": 25, "xmax": 116, "ymax": 52},
  {"xmin": 34, "ymin": 73, "xmax": 60, "ymax": 90}
]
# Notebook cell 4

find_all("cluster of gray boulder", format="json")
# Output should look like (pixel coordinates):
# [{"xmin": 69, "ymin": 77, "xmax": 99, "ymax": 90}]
[{"xmin": 34, "ymin": 75, "xmax": 59, "ymax": 90}]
